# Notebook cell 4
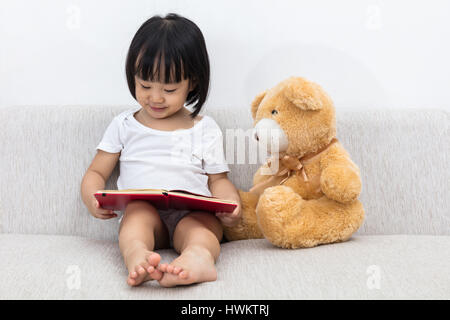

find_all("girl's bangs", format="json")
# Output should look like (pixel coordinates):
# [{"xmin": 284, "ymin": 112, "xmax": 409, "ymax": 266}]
[{"xmin": 135, "ymin": 45, "xmax": 188, "ymax": 84}]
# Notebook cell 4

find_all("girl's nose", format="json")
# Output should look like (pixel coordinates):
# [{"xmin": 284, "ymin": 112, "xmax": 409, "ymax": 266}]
[{"xmin": 149, "ymin": 93, "xmax": 164, "ymax": 104}]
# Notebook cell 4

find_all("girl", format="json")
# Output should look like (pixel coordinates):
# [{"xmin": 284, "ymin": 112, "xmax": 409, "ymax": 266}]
[{"xmin": 81, "ymin": 13, "xmax": 241, "ymax": 287}]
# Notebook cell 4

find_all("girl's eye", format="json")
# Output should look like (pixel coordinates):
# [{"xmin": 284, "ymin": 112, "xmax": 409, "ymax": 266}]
[
  {"xmin": 271, "ymin": 109, "xmax": 278, "ymax": 115},
  {"xmin": 139, "ymin": 83, "xmax": 176, "ymax": 92}
]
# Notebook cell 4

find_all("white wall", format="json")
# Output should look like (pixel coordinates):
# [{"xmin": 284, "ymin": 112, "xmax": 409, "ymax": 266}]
[{"xmin": 1, "ymin": 0, "xmax": 449, "ymax": 111}]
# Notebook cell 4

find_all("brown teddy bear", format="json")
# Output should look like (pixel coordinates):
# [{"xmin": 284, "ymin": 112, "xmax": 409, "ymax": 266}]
[{"xmin": 223, "ymin": 76, "xmax": 365, "ymax": 248}]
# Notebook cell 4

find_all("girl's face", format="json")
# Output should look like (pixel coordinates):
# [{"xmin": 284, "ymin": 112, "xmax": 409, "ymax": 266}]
[{"xmin": 134, "ymin": 75, "xmax": 195, "ymax": 119}]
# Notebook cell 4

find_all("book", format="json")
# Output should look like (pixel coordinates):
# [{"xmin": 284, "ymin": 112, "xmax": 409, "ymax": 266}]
[{"xmin": 94, "ymin": 188, "xmax": 238, "ymax": 213}]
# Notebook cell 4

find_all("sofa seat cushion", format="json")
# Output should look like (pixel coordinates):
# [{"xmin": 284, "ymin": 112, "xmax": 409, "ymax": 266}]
[{"xmin": 0, "ymin": 234, "xmax": 448, "ymax": 299}]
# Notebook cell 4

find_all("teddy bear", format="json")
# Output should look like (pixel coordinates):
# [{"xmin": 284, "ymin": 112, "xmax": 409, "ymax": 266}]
[{"xmin": 223, "ymin": 76, "xmax": 365, "ymax": 249}]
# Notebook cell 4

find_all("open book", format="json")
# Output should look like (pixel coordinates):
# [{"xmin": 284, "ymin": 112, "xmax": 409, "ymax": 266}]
[{"xmin": 94, "ymin": 189, "xmax": 238, "ymax": 213}]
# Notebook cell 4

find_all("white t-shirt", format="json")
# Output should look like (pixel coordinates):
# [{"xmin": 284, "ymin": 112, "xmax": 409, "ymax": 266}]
[{"xmin": 96, "ymin": 106, "xmax": 230, "ymax": 197}]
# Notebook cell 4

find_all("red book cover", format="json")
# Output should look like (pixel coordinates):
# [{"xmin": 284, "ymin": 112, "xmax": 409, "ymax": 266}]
[{"xmin": 94, "ymin": 189, "xmax": 238, "ymax": 213}]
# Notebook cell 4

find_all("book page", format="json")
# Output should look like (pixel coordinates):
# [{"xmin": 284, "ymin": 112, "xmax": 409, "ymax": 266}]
[{"xmin": 168, "ymin": 190, "xmax": 237, "ymax": 204}]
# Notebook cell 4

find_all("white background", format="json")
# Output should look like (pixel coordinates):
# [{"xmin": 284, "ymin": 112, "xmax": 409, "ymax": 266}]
[{"xmin": 1, "ymin": 0, "xmax": 449, "ymax": 111}]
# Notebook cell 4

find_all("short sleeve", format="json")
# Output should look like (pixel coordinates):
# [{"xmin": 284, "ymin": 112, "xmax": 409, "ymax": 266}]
[
  {"xmin": 96, "ymin": 117, "xmax": 123, "ymax": 153},
  {"xmin": 201, "ymin": 117, "xmax": 230, "ymax": 174}
]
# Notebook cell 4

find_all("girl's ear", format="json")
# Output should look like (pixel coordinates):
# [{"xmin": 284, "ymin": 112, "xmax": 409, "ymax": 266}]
[
  {"xmin": 251, "ymin": 90, "xmax": 267, "ymax": 120},
  {"xmin": 189, "ymin": 79, "xmax": 197, "ymax": 92}
]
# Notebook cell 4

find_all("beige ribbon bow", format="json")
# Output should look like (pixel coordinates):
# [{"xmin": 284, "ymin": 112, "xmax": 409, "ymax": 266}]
[{"xmin": 249, "ymin": 138, "xmax": 338, "ymax": 197}]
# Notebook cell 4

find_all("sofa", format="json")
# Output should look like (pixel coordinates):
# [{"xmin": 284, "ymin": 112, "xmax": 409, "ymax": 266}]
[{"xmin": 0, "ymin": 105, "xmax": 448, "ymax": 300}]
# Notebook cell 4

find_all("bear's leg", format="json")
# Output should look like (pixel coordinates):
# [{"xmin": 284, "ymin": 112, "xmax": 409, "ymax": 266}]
[{"xmin": 256, "ymin": 185, "xmax": 364, "ymax": 248}]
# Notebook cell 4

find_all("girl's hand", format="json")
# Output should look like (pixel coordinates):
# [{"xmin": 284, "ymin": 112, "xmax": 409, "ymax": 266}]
[
  {"xmin": 215, "ymin": 202, "xmax": 241, "ymax": 227},
  {"xmin": 90, "ymin": 198, "xmax": 118, "ymax": 220}
]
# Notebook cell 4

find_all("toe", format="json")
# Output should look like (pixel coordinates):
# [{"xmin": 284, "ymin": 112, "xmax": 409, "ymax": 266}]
[
  {"xmin": 149, "ymin": 269, "xmax": 163, "ymax": 281},
  {"xmin": 137, "ymin": 266, "xmax": 146, "ymax": 275},
  {"xmin": 179, "ymin": 270, "xmax": 189, "ymax": 279},
  {"xmin": 167, "ymin": 264, "xmax": 174, "ymax": 273},
  {"xmin": 159, "ymin": 263, "xmax": 168, "ymax": 272},
  {"xmin": 127, "ymin": 276, "xmax": 136, "ymax": 286},
  {"xmin": 173, "ymin": 266, "xmax": 182, "ymax": 275},
  {"xmin": 147, "ymin": 252, "xmax": 161, "ymax": 266}
]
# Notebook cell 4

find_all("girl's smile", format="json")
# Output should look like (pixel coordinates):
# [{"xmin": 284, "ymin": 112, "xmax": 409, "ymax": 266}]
[
  {"xmin": 149, "ymin": 105, "xmax": 167, "ymax": 112},
  {"xmin": 135, "ymin": 75, "xmax": 195, "ymax": 120}
]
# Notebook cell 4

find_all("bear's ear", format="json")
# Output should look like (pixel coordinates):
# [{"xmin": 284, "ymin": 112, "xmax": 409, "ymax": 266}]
[
  {"xmin": 284, "ymin": 78, "xmax": 325, "ymax": 111},
  {"xmin": 251, "ymin": 90, "xmax": 267, "ymax": 119}
]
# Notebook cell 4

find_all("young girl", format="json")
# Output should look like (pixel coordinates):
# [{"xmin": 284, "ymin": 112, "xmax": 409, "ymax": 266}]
[{"xmin": 81, "ymin": 13, "xmax": 241, "ymax": 287}]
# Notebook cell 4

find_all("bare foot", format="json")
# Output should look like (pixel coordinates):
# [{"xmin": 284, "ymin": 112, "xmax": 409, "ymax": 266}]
[
  {"xmin": 157, "ymin": 246, "xmax": 217, "ymax": 287},
  {"xmin": 124, "ymin": 246, "xmax": 163, "ymax": 286}
]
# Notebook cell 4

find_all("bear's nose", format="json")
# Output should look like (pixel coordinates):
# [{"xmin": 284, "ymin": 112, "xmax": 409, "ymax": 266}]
[{"xmin": 254, "ymin": 132, "xmax": 259, "ymax": 141}]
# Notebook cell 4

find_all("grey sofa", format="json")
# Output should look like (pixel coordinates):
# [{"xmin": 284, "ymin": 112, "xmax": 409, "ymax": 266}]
[{"xmin": 0, "ymin": 105, "xmax": 448, "ymax": 299}]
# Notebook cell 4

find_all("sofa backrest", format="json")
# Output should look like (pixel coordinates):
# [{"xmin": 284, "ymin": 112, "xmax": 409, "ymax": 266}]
[{"xmin": 0, "ymin": 105, "xmax": 448, "ymax": 240}]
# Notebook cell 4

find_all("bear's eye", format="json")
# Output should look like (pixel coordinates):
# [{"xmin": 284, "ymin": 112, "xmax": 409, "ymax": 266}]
[{"xmin": 271, "ymin": 109, "xmax": 278, "ymax": 115}]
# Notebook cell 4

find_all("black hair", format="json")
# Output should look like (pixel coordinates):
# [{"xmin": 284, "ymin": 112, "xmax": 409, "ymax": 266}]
[{"xmin": 125, "ymin": 13, "xmax": 210, "ymax": 119}]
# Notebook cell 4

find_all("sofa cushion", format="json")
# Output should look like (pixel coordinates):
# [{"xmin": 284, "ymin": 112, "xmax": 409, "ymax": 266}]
[{"xmin": 0, "ymin": 234, "xmax": 448, "ymax": 299}]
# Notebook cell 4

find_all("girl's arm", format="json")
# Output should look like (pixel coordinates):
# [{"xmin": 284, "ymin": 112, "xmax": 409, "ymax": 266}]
[
  {"xmin": 207, "ymin": 172, "xmax": 242, "ymax": 227},
  {"xmin": 81, "ymin": 150, "xmax": 120, "ymax": 218}
]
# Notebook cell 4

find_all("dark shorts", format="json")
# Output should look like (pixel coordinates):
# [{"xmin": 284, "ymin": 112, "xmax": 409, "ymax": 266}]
[{"xmin": 158, "ymin": 208, "xmax": 191, "ymax": 248}]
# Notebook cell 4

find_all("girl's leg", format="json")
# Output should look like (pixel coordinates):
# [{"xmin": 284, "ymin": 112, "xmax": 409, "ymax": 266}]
[
  {"xmin": 157, "ymin": 211, "xmax": 223, "ymax": 287},
  {"xmin": 119, "ymin": 200, "xmax": 170, "ymax": 286}
]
